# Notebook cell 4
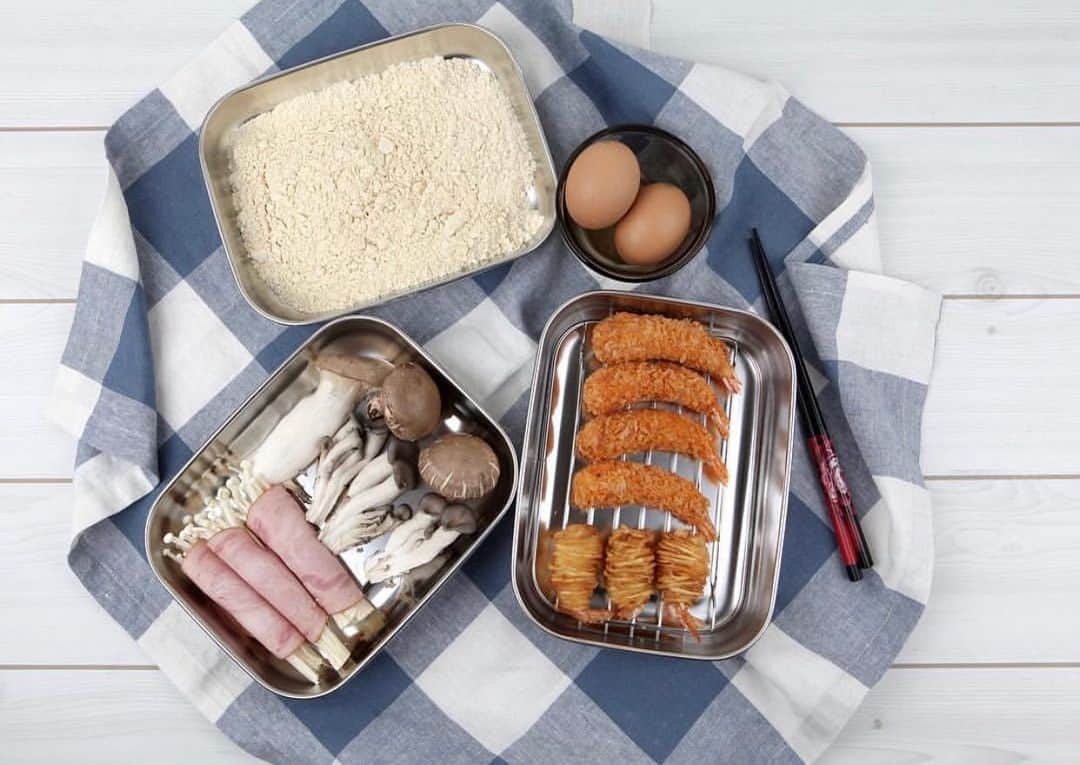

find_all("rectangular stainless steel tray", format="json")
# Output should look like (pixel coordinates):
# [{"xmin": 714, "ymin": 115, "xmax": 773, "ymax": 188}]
[
  {"xmin": 200, "ymin": 23, "xmax": 557, "ymax": 325},
  {"xmin": 512, "ymin": 291, "xmax": 796, "ymax": 659},
  {"xmin": 145, "ymin": 316, "xmax": 518, "ymax": 698}
]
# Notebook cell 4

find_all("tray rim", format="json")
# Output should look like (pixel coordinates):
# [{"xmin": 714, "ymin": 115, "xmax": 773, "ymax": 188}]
[
  {"xmin": 144, "ymin": 314, "xmax": 520, "ymax": 698},
  {"xmin": 198, "ymin": 21, "xmax": 557, "ymax": 326},
  {"xmin": 511, "ymin": 289, "xmax": 797, "ymax": 661}
]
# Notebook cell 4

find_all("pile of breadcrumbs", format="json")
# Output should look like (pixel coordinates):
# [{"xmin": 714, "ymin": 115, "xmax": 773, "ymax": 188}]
[{"xmin": 227, "ymin": 56, "xmax": 543, "ymax": 314}]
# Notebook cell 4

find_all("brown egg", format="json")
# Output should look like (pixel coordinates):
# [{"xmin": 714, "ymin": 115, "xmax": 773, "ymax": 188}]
[
  {"xmin": 563, "ymin": 141, "xmax": 641, "ymax": 230},
  {"xmin": 614, "ymin": 183, "xmax": 692, "ymax": 266}
]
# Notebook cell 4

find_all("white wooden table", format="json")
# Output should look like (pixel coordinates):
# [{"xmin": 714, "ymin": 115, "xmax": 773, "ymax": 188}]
[{"xmin": 3, "ymin": 2, "xmax": 1079, "ymax": 762}]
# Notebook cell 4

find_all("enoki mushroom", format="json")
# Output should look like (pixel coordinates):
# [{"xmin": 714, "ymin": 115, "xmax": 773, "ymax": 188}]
[
  {"xmin": 603, "ymin": 527, "xmax": 656, "ymax": 619},
  {"xmin": 550, "ymin": 524, "xmax": 611, "ymax": 623},
  {"xmin": 656, "ymin": 531, "xmax": 710, "ymax": 641}
]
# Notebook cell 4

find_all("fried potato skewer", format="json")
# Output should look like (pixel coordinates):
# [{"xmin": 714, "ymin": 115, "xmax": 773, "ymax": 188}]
[
  {"xmin": 550, "ymin": 524, "xmax": 612, "ymax": 623},
  {"xmin": 576, "ymin": 409, "xmax": 728, "ymax": 485},
  {"xmin": 583, "ymin": 361, "xmax": 729, "ymax": 436},
  {"xmin": 571, "ymin": 461, "xmax": 716, "ymax": 541},
  {"xmin": 604, "ymin": 527, "xmax": 657, "ymax": 619},
  {"xmin": 657, "ymin": 531, "xmax": 710, "ymax": 640},
  {"xmin": 592, "ymin": 312, "xmax": 741, "ymax": 394}
]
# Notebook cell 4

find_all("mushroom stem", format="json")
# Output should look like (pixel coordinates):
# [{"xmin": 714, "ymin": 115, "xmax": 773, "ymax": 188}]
[
  {"xmin": 308, "ymin": 449, "xmax": 364, "ymax": 526},
  {"xmin": 362, "ymin": 524, "xmax": 462, "ymax": 584},
  {"xmin": 318, "ymin": 503, "xmax": 413, "ymax": 554},
  {"xmin": 346, "ymin": 453, "xmax": 392, "ymax": 496},
  {"xmin": 361, "ymin": 429, "xmax": 388, "ymax": 463},
  {"xmin": 285, "ymin": 642, "xmax": 327, "ymax": 684},
  {"xmin": 314, "ymin": 628, "xmax": 351, "ymax": 671},
  {"xmin": 337, "ymin": 460, "xmax": 416, "ymax": 526},
  {"xmin": 332, "ymin": 599, "xmax": 386, "ymax": 641}
]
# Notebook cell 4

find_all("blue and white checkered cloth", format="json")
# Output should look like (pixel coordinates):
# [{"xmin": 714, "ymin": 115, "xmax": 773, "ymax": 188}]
[{"xmin": 51, "ymin": 1, "xmax": 942, "ymax": 762}]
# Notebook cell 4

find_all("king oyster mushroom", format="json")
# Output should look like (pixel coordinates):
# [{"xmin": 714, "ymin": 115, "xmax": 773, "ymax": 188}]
[
  {"xmin": 357, "ymin": 362, "xmax": 442, "ymax": 441},
  {"xmin": 418, "ymin": 433, "xmax": 500, "ymax": 501},
  {"xmin": 360, "ymin": 503, "xmax": 479, "ymax": 584},
  {"xmin": 249, "ymin": 352, "xmax": 389, "ymax": 485}
]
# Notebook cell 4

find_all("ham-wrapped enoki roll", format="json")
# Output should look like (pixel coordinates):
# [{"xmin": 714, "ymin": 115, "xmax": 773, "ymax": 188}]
[
  {"xmin": 208, "ymin": 528, "xmax": 350, "ymax": 670},
  {"xmin": 244, "ymin": 481, "xmax": 384, "ymax": 640},
  {"xmin": 178, "ymin": 540, "xmax": 325, "ymax": 682},
  {"xmin": 166, "ymin": 485, "xmax": 352, "ymax": 670}
]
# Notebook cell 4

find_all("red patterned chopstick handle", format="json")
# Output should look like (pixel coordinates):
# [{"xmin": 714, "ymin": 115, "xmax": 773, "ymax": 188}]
[{"xmin": 808, "ymin": 434, "xmax": 860, "ymax": 576}]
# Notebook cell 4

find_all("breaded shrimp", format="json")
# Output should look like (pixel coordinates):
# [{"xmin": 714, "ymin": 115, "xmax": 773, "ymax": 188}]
[
  {"xmin": 571, "ymin": 461, "xmax": 716, "ymax": 541},
  {"xmin": 576, "ymin": 409, "xmax": 728, "ymax": 484},
  {"xmin": 604, "ymin": 527, "xmax": 656, "ymax": 619},
  {"xmin": 657, "ymin": 530, "xmax": 710, "ymax": 640},
  {"xmin": 583, "ymin": 362, "xmax": 730, "ymax": 436},
  {"xmin": 550, "ymin": 524, "xmax": 612, "ymax": 623},
  {"xmin": 592, "ymin": 312, "xmax": 741, "ymax": 394}
]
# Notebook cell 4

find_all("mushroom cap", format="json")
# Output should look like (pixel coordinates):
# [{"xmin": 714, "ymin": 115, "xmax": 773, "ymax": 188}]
[
  {"xmin": 418, "ymin": 433, "xmax": 500, "ymax": 501},
  {"xmin": 418, "ymin": 493, "xmax": 448, "ymax": 517},
  {"xmin": 380, "ymin": 362, "xmax": 443, "ymax": 441},
  {"xmin": 315, "ymin": 352, "xmax": 391, "ymax": 387},
  {"xmin": 440, "ymin": 504, "xmax": 478, "ymax": 534}
]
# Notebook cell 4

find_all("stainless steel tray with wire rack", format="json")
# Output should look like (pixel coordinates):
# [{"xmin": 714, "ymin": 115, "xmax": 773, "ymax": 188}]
[{"xmin": 512, "ymin": 291, "xmax": 797, "ymax": 659}]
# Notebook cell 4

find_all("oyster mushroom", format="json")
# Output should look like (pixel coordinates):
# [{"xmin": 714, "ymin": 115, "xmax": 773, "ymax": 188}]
[
  {"xmin": 307, "ymin": 416, "xmax": 395, "ymax": 527},
  {"xmin": 357, "ymin": 362, "xmax": 442, "ymax": 441},
  {"xmin": 249, "ymin": 352, "xmax": 389, "ymax": 485},
  {"xmin": 360, "ymin": 505, "xmax": 479, "ymax": 584},
  {"xmin": 418, "ymin": 433, "xmax": 500, "ymax": 501},
  {"xmin": 418, "ymin": 492, "xmax": 448, "ymax": 518},
  {"xmin": 346, "ymin": 436, "xmax": 418, "ymax": 497},
  {"xmin": 318, "ymin": 502, "xmax": 414, "ymax": 554}
]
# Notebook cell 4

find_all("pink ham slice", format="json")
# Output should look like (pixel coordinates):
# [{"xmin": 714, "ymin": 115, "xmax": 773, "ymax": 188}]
[
  {"xmin": 207, "ymin": 526, "xmax": 329, "ymax": 643},
  {"xmin": 181, "ymin": 540, "xmax": 304, "ymax": 660},
  {"xmin": 247, "ymin": 485, "xmax": 366, "ymax": 615}
]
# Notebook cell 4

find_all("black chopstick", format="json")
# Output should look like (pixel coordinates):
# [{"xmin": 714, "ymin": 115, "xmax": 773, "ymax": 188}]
[{"xmin": 749, "ymin": 229, "xmax": 873, "ymax": 581}]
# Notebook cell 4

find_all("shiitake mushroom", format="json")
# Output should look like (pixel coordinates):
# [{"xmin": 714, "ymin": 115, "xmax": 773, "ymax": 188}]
[
  {"xmin": 418, "ymin": 433, "xmax": 500, "ymax": 501},
  {"xmin": 356, "ymin": 362, "xmax": 442, "ymax": 441}
]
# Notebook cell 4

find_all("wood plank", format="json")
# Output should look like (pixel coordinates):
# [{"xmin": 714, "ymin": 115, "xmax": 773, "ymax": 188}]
[
  {"xmin": 921, "ymin": 298, "xmax": 1080, "ymax": 476},
  {"xmin": 5, "ymin": 126, "xmax": 1079, "ymax": 300},
  {"xmin": 0, "ymin": 484, "xmax": 146, "ymax": 665},
  {"xmin": 652, "ymin": 0, "xmax": 1080, "ymax": 124},
  {"xmin": 5, "ymin": 295, "xmax": 1079, "ymax": 476},
  {"xmin": 900, "ymin": 479, "xmax": 1080, "ymax": 664},
  {"xmin": 0, "ymin": 669, "xmax": 258, "ymax": 764},
  {"xmin": 0, "ymin": 131, "xmax": 104, "ymax": 298},
  {"xmin": 822, "ymin": 667, "xmax": 1080, "ymax": 764},
  {"xmin": 0, "ymin": 303, "xmax": 75, "ymax": 478},
  {"xmin": 3, "ymin": 666, "xmax": 1077, "ymax": 763},
  {"xmin": 9, "ymin": 295, "xmax": 1080, "ymax": 480},
  {"xmin": 0, "ymin": 0, "xmax": 252, "ymax": 127},
  {"xmin": 8, "ymin": 480, "xmax": 1077, "ymax": 668},
  {"xmin": 1, "ymin": 2, "xmax": 1079, "ymax": 126},
  {"xmin": 852, "ymin": 126, "xmax": 1080, "ymax": 295}
]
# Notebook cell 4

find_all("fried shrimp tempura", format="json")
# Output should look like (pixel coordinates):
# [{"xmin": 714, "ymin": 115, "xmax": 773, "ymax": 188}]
[
  {"xmin": 656, "ymin": 531, "xmax": 710, "ymax": 640},
  {"xmin": 604, "ymin": 527, "xmax": 656, "ymax": 619},
  {"xmin": 592, "ymin": 312, "xmax": 741, "ymax": 394},
  {"xmin": 583, "ymin": 361, "xmax": 729, "ymax": 436},
  {"xmin": 550, "ymin": 524, "xmax": 611, "ymax": 623},
  {"xmin": 576, "ymin": 409, "xmax": 728, "ymax": 484},
  {"xmin": 571, "ymin": 461, "xmax": 716, "ymax": 541}
]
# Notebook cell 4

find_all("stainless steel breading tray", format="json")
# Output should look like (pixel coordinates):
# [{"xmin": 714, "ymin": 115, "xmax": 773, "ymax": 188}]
[
  {"xmin": 200, "ymin": 23, "xmax": 557, "ymax": 325},
  {"xmin": 512, "ymin": 291, "xmax": 797, "ymax": 659},
  {"xmin": 145, "ymin": 316, "xmax": 518, "ymax": 698}
]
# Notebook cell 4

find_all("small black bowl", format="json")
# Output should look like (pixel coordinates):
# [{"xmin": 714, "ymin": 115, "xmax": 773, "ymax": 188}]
[{"xmin": 556, "ymin": 124, "xmax": 716, "ymax": 282}]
